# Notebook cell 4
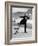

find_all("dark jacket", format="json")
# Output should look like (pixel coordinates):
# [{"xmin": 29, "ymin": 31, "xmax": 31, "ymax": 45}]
[{"xmin": 20, "ymin": 16, "xmax": 29, "ymax": 25}]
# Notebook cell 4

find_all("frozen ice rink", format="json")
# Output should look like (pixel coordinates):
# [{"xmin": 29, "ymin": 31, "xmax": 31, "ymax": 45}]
[
  {"xmin": 12, "ymin": 20, "xmax": 32, "ymax": 38},
  {"xmin": 12, "ymin": 28, "xmax": 32, "ymax": 38}
]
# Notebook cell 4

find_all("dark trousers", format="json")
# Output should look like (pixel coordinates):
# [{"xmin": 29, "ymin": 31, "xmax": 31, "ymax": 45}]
[
  {"xmin": 20, "ymin": 20, "xmax": 27, "ymax": 33},
  {"xmin": 24, "ymin": 24, "xmax": 26, "ymax": 33}
]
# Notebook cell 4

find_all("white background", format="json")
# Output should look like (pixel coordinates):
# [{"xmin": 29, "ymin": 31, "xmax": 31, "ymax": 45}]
[{"xmin": 0, "ymin": 0, "xmax": 38, "ymax": 46}]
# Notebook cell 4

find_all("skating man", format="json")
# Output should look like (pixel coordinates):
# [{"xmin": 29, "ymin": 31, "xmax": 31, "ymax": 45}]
[{"xmin": 20, "ymin": 14, "xmax": 29, "ymax": 33}]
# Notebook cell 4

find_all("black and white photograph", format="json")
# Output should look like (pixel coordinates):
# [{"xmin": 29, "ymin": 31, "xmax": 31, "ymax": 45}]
[
  {"xmin": 12, "ymin": 7, "xmax": 32, "ymax": 39},
  {"xmin": 5, "ymin": 2, "xmax": 37, "ymax": 44}
]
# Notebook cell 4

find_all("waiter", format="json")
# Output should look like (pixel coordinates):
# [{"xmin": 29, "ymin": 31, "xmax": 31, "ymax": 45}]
[{"xmin": 20, "ymin": 14, "xmax": 29, "ymax": 33}]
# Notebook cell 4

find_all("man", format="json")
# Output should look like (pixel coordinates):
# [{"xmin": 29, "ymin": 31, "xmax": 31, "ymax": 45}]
[{"xmin": 20, "ymin": 15, "xmax": 29, "ymax": 33}]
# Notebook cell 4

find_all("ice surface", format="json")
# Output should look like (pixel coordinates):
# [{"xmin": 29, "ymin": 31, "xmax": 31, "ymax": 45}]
[{"xmin": 12, "ymin": 28, "xmax": 32, "ymax": 38}]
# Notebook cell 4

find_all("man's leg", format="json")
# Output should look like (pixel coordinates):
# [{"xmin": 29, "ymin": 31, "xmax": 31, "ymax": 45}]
[{"xmin": 24, "ymin": 24, "xmax": 27, "ymax": 33}]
